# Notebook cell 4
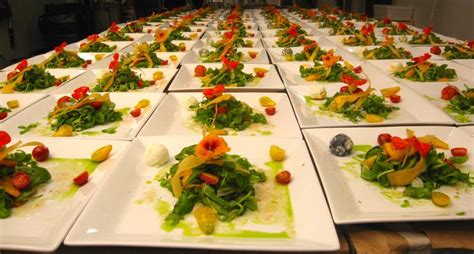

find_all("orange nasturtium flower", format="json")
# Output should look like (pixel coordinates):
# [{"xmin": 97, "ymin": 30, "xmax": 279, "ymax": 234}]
[
  {"xmin": 321, "ymin": 51, "xmax": 341, "ymax": 67},
  {"xmin": 195, "ymin": 134, "xmax": 230, "ymax": 160}
]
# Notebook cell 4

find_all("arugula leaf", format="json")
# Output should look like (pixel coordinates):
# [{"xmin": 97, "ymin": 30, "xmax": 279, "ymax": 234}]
[{"xmin": 18, "ymin": 122, "xmax": 40, "ymax": 135}]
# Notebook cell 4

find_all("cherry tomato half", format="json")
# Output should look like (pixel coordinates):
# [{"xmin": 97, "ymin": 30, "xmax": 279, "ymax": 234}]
[
  {"xmin": 194, "ymin": 65, "xmax": 207, "ymax": 77},
  {"xmin": 275, "ymin": 170, "xmax": 291, "ymax": 185},
  {"xmin": 265, "ymin": 107, "xmax": 276, "ymax": 115},
  {"xmin": 451, "ymin": 147, "xmax": 467, "ymax": 157},
  {"xmin": 441, "ymin": 85, "xmax": 459, "ymax": 100},
  {"xmin": 12, "ymin": 172, "xmax": 31, "ymax": 190},
  {"xmin": 73, "ymin": 171, "xmax": 89, "ymax": 186}
]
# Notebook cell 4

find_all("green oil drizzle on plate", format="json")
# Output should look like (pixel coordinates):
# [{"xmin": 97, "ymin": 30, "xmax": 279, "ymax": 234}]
[
  {"xmin": 257, "ymin": 130, "xmax": 272, "ymax": 136},
  {"xmin": 264, "ymin": 161, "xmax": 283, "ymax": 172},
  {"xmin": 354, "ymin": 144, "xmax": 372, "ymax": 153},
  {"xmin": 161, "ymin": 221, "xmax": 201, "ymax": 236},
  {"xmin": 118, "ymin": 107, "xmax": 131, "ymax": 115},
  {"xmin": 154, "ymin": 199, "xmax": 171, "ymax": 216}
]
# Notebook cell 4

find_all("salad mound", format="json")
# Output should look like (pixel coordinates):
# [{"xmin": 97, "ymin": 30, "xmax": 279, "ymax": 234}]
[
  {"xmin": 342, "ymin": 23, "xmax": 377, "ymax": 46},
  {"xmin": 276, "ymin": 25, "xmax": 315, "ymax": 47},
  {"xmin": 360, "ymin": 130, "xmax": 473, "ymax": 207},
  {"xmin": 120, "ymin": 43, "xmax": 169, "ymax": 68},
  {"xmin": 159, "ymin": 134, "xmax": 266, "ymax": 234},
  {"xmin": 409, "ymin": 27, "xmax": 445, "ymax": 45},
  {"xmin": 0, "ymin": 131, "xmax": 52, "ymax": 218},
  {"xmin": 442, "ymin": 41, "xmax": 474, "ymax": 60},
  {"xmin": 299, "ymin": 51, "xmax": 362, "ymax": 82},
  {"xmin": 120, "ymin": 21, "xmax": 144, "ymax": 33},
  {"xmin": 151, "ymin": 28, "xmax": 187, "ymax": 52},
  {"xmin": 43, "ymin": 42, "xmax": 87, "ymax": 68},
  {"xmin": 320, "ymin": 76, "xmax": 399, "ymax": 123},
  {"xmin": 198, "ymin": 58, "xmax": 257, "ymax": 87},
  {"xmin": 93, "ymin": 53, "xmax": 153, "ymax": 92},
  {"xmin": 330, "ymin": 21, "xmax": 356, "ymax": 36},
  {"xmin": 441, "ymin": 84, "xmax": 474, "ymax": 121},
  {"xmin": 200, "ymin": 31, "xmax": 244, "ymax": 62},
  {"xmin": 189, "ymin": 85, "xmax": 267, "ymax": 131},
  {"xmin": 47, "ymin": 88, "xmax": 122, "ymax": 132},
  {"xmin": 363, "ymin": 38, "xmax": 412, "ymax": 60},
  {"xmin": 392, "ymin": 53, "xmax": 457, "ymax": 82},
  {"xmin": 80, "ymin": 34, "xmax": 117, "ymax": 52},
  {"xmin": 381, "ymin": 22, "xmax": 417, "ymax": 36},
  {"xmin": 1, "ymin": 60, "xmax": 67, "ymax": 93},
  {"xmin": 284, "ymin": 42, "xmax": 330, "ymax": 62},
  {"xmin": 105, "ymin": 22, "xmax": 133, "ymax": 41}
]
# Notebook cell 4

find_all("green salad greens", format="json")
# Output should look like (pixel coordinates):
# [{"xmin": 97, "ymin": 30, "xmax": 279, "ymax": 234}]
[
  {"xmin": 190, "ymin": 88, "xmax": 267, "ymax": 131},
  {"xmin": 2, "ymin": 65, "xmax": 62, "ymax": 93},
  {"xmin": 0, "ymin": 148, "xmax": 52, "ymax": 218},
  {"xmin": 442, "ymin": 43, "xmax": 474, "ymax": 60},
  {"xmin": 290, "ymin": 43, "xmax": 329, "ymax": 61},
  {"xmin": 393, "ymin": 54, "xmax": 457, "ymax": 82},
  {"xmin": 409, "ymin": 27, "xmax": 444, "ymax": 45},
  {"xmin": 200, "ymin": 59, "xmax": 256, "ymax": 87},
  {"xmin": 299, "ymin": 53, "xmax": 361, "ymax": 82},
  {"xmin": 43, "ymin": 51, "xmax": 86, "ymax": 68},
  {"xmin": 359, "ymin": 130, "xmax": 472, "ymax": 207},
  {"xmin": 80, "ymin": 41, "xmax": 116, "ymax": 53},
  {"xmin": 120, "ymin": 22, "xmax": 143, "ymax": 33},
  {"xmin": 159, "ymin": 134, "xmax": 266, "ymax": 234},
  {"xmin": 363, "ymin": 44, "xmax": 412, "ymax": 59},
  {"xmin": 444, "ymin": 85, "xmax": 474, "ymax": 117}
]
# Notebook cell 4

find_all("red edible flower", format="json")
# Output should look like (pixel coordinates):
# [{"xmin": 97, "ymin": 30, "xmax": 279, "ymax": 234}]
[
  {"xmin": 307, "ymin": 10, "xmax": 316, "ymax": 18},
  {"xmin": 108, "ymin": 53, "xmax": 120, "ymax": 70},
  {"xmin": 203, "ymin": 84, "xmax": 225, "ymax": 99},
  {"xmin": 223, "ymin": 31, "xmax": 234, "ymax": 40},
  {"xmin": 340, "ymin": 73, "xmax": 367, "ymax": 87},
  {"xmin": 467, "ymin": 40, "xmax": 474, "ymax": 49},
  {"xmin": 287, "ymin": 24, "xmax": 299, "ymax": 38},
  {"xmin": 15, "ymin": 59, "xmax": 28, "ymax": 71},
  {"xmin": 109, "ymin": 22, "xmax": 120, "ymax": 33},
  {"xmin": 72, "ymin": 86, "xmax": 90, "ymax": 101},
  {"xmin": 382, "ymin": 27, "xmax": 390, "ymax": 35},
  {"xmin": 422, "ymin": 26, "xmax": 432, "ymax": 35},
  {"xmin": 397, "ymin": 22, "xmax": 408, "ymax": 30},
  {"xmin": 221, "ymin": 56, "xmax": 239, "ymax": 71},
  {"xmin": 0, "ymin": 131, "xmax": 11, "ymax": 147},
  {"xmin": 412, "ymin": 53, "xmax": 431, "ymax": 64},
  {"xmin": 54, "ymin": 41, "xmax": 67, "ymax": 53},
  {"xmin": 391, "ymin": 136, "xmax": 407, "ymax": 150},
  {"xmin": 361, "ymin": 23, "xmax": 374, "ymax": 36},
  {"xmin": 382, "ymin": 17, "xmax": 392, "ymax": 24},
  {"xmin": 87, "ymin": 34, "xmax": 99, "ymax": 42},
  {"xmin": 138, "ymin": 17, "xmax": 145, "ymax": 22}
]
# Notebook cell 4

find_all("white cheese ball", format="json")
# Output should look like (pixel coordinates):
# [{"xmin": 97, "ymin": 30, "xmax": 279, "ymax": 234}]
[
  {"xmin": 145, "ymin": 144, "xmax": 169, "ymax": 167},
  {"xmin": 310, "ymin": 85, "xmax": 327, "ymax": 100},
  {"xmin": 182, "ymin": 96, "xmax": 198, "ymax": 110}
]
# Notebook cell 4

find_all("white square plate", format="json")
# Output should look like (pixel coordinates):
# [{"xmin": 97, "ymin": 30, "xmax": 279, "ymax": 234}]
[
  {"xmin": 369, "ymin": 59, "xmax": 474, "ymax": 84},
  {"xmin": 454, "ymin": 59, "xmax": 474, "ymax": 70},
  {"xmin": 51, "ymin": 68, "xmax": 177, "ymax": 94},
  {"xmin": 404, "ymin": 81, "xmax": 473, "ymax": 125},
  {"xmin": 1, "ymin": 93, "xmax": 164, "ymax": 140},
  {"xmin": 184, "ymin": 48, "xmax": 269, "ymax": 64},
  {"xmin": 460, "ymin": 125, "xmax": 474, "ymax": 136},
  {"xmin": 303, "ymin": 126, "xmax": 474, "ymax": 224},
  {"xmin": 138, "ymin": 92, "xmax": 302, "ymax": 137},
  {"xmin": 64, "ymin": 135, "xmax": 339, "ymax": 251},
  {"xmin": 0, "ymin": 69, "xmax": 86, "ymax": 94},
  {"xmin": 0, "ymin": 137, "xmax": 129, "ymax": 251},
  {"xmin": 168, "ymin": 63, "xmax": 284, "ymax": 92},
  {"xmin": 287, "ymin": 82, "xmax": 454, "ymax": 128},
  {"xmin": 0, "ymin": 94, "xmax": 47, "ymax": 123}
]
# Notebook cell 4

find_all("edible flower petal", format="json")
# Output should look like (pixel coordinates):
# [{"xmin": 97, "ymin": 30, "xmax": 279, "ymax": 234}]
[{"xmin": 195, "ymin": 134, "xmax": 230, "ymax": 160}]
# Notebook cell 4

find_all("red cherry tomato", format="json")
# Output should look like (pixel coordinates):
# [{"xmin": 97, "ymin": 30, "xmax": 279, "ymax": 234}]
[
  {"xmin": 0, "ymin": 131, "xmax": 11, "ymax": 147},
  {"xmin": 451, "ymin": 147, "xmax": 467, "ymax": 157},
  {"xmin": 0, "ymin": 112, "xmax": 7, "ymax": 120},
  {"xmin": 12, "ymin": 172, "xmax": 31, "ymax": 190},
  {"xmin": 255, "ymin": 71, "xmax": 266, "ymax": 78},
  {"xmin": 430, "ymin": 46, "xmax": 441, "ymax": 55},
  {"xmin": 194, "ymin": 65, "xmax": 207, "ymax": 77},
  {"xmin": 248, "ymin": 52, "xmax": 258, "ymax": 59},
  {"xmin": 389, "ymin": 94, "xmax": 401, "ymax": 103},
  {"xmin": 57, "ymin": 96, "xmax": 71, "ymax": 106},
  {"xmin": 265, "ymin": 107, "xmax": 276, "ymax": 115},
  {"xmin": 137, "ymin": 80, "xmax": 144, "ymax": 88},
  {"xmin": 90, "ymin": 101, "xmax": 102, "ymax": 110},
  {"xmin": 377, "ymin": 133, "xmax": 392, "ymax": 146},
  {"xmin": 275, "ymin": 170, "xmax": 291, "ymax": 185},
  {"xmin": 130, "ymin": 108, "xmax": 141, "ymax": 117},
  {"xmin": 72, "ymin": 86, "xmax": 90, "ymax": 100},
  {"xmin": 32, "ymin": 145, "xmax": 49, "ymax": 162},
  {"xmin": 81, "ymin": 63, "xmax": 88, "ymax": 68},
  {"xmin": 85, "ymin": 60, "xmax": 92, "ymax": 64},
  {"xmin": 353, "ymin": 66, "xmax": 362, "ymax": 73},
  {"xmin": 217, "ymin": 107, "xmax": 227, "ymax": 114},
  {"xmin": 161, "ymin": 60, "xmax": 168, "ymax": 65},
  {"xmin": 73, "ymin": 171, "xmax": 89, "ymax": 186},
  {"xmin": 199, "ymin": 172, "xmax": 219, "ymax": 185},
  {"xmin": 441, "ymin": 85, "xmax": 460, "ymax": 100}
]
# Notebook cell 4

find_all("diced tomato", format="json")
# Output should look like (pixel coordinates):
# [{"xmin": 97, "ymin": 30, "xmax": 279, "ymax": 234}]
[
  {"xmin": 451, "ymin": 147, "xmax": 467, "ymax": 157},
  {"xmin": 194, "ymin": 65, "xmax": 207, "ymax": 77},
  {"xmin": 137, "ymin": 80, "xmax": 144, "ymax": 88},
  {"xmin": 85, "ymin": 60, "xmax": 92, "ymax": 64},
  {"xmin": 353, "ymin": 66, "xmax": 362, "ymax": 73},
  {"xmin": 81, "ymin": 63, "xmax": 88, "ymax": 68},
  {"xmin": 0, "ymin": 131, "xmax": 11, "ymax": 147},
  {"xmin": 161, "ymin": 60, "xmax": 168, "ymax": 65},
  {"xmin": 199, "ymin": 172, "xmax": 219, "ymax": 185},
  {"xmin": 73, "ymin": 171, "xmax": 89, "ymax": 186},
  {"xmin": 441, "ymin": 85, "xmax": 459, "ymax": 100},
  {"xmin": 377, "ymin": 133, "xmax": 392, "ymax": 145},
  {"xmin": 12, "ymin": 172, "xmax": 30, "ymax": 190},
  {"xmin": 54, "ymin": 79, "xmax": 63, "ymax": 86},
  {"xmin": 130, "ymin": 108, "xmax": 141, "ymax": 117},
  {"xmin": 389, "ymin": 95, "xmax": 401, "ymax": 103},
  {"xmin": 248, "ymin": 52, "xmax": 258, "ymax": 59},
  {"xmin": 265, "ymin": 107, "xmax": 276, "ymax": 115},
  {"xmin": 90, "ymin": 101, "xmax": 102, "ymax": 110},
  {"xmin": 0, "ymin": 112, "xmax": 7, "ymax": 120},
  {"xmin": 32, "ymin": 145, "xmax": 49, "ymax": 162},
  {"xmin": 57, "ymin": 96, "xmax": 71, "ymax": 106},
  {"xmin": 150, "ymin": 80, "xmax": 156, "ymax": 85},
  {"xmin": 430, "ymin": 46, "xmax": 441, "ymax": 55},
  {"xmin": 275, "ymin": 170, "xmax": 291, "ymax": 185},
  {"xmin": 217, "ymin": 107, "xmax": 227, "ymax": 114},
  {"xmin": 391, "ymin": 136, "xmax": 407, "ymax": 150},
  {"xmin": 255, "ymin": 71, "xmax": 266, "ymax": 78}
]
